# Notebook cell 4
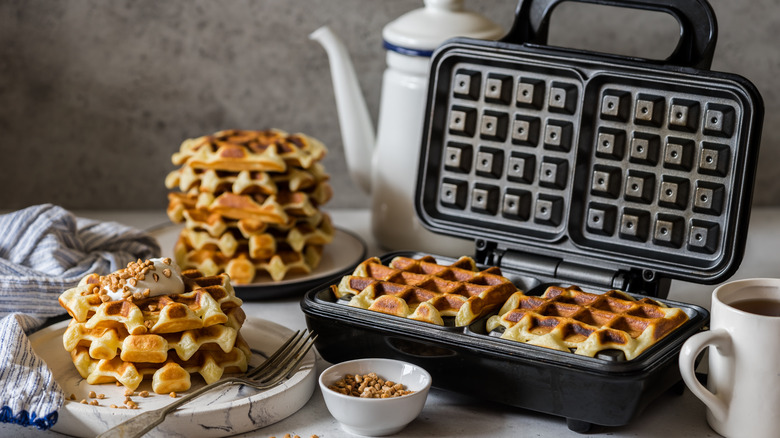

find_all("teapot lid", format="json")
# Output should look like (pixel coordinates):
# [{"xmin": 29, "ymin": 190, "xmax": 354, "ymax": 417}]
[{"xmin": 382, "ymin": 0, "xmax": 504, "ymax": 57}]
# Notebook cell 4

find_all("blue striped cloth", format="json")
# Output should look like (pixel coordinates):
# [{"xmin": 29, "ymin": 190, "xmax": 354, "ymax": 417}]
[{"xmin": 0, "ymin": 204, "xmax": 160, "ymax": 430}]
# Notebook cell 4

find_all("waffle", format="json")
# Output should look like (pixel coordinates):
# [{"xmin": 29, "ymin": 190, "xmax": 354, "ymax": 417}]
[
  {"xmin": 63, "ymin": 306, "xmax": 245, "ymax": 363},
  {"xmin": 178, "ymin": 214, "xmax": 333, "ymax": 256},
  {"xmin": 165, "ymin": 162, "xmax": 330, "ymax": 195},
  {"xmin": 166, "ymin": 167, "xmax": 277, "ymax": 196},
  {"xmin": 59, "ymin": 267, "xmax": 243, "ymax": 335},
  {"xmin": 168, "ymin": 191, "xmax": 289, "ymax": 226},
  {"xmin": 486, "ymin": 285, "xmax": 690, "ymax": 360},
  {"xmin": 172, "ymin": 129, "xmax": 327, "ymax": 172},
  {"xmin": 175, "ymin": 241, "xmax": 324, "ymax": 283},
  {"xmin": 167, "ymin": 188, "xmax": 331, "ymax": 228},
  {"xmin": 166, "ymin": 128, "xmax": 333, "ymax": 282},
  {"xmin": 69, "ymin": 335, "xmax": 252, "ymax": 393},
  {"xmin": 59, "ymin": 259, "xmax": 250, "ymax": 394},
  {"xmin": 332, "ymin": 255, "xmax": 518, "ymax": 326},
  {"xmin": 168, "ymin": 200, "xmax": 326, "ymax": 238}
]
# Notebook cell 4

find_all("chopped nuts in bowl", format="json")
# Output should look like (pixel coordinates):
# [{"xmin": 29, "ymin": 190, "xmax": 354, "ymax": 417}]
[{"xmin": 318, "ymin": 358, "xmax": 432, "ymax": 436}]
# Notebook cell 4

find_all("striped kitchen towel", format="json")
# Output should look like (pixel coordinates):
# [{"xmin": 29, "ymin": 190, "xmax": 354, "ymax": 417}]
[{"xmin": 0, "ymin": 204, "xmax": 160, "ymax": 430}]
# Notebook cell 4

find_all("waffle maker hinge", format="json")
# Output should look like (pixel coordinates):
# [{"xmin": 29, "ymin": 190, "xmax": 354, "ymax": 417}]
[{"xmin": 476, "ymin": 239, "xmax": 670, "ymax": 298}]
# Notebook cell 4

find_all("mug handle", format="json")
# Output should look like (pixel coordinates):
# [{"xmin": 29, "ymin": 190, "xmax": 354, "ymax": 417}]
[{"xmin": 678, "ymin": 329, "xmax": 732, "ymax": 421}]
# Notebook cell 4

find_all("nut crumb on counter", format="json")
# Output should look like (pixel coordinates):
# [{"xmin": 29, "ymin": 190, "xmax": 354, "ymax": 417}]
[
  {"xmin": 169, "ymin": 391, "xmax": 177, "ymax": 398},
  {"xmin": 269, "ymin": 434, "xmax": 318, "ymax": 438}
]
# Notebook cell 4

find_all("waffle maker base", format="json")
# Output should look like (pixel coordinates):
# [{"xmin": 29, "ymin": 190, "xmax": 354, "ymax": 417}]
[{"xmin": 301, "ymin": 251, "xmax": 708, "ymax": 432}]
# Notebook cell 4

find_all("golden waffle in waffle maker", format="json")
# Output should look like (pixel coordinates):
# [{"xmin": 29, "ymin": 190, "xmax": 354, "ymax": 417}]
[{"xmin": 302, "ymin": 0, "xmax": 764, "ymax": 432}]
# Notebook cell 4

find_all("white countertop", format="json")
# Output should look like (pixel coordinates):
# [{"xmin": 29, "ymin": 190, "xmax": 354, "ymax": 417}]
[{"xmin": 6, "ymin": 207, "xmax": 780, "ymax": 437}]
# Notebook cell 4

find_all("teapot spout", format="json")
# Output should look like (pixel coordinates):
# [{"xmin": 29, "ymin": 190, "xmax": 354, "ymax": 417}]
[{"xmin": 310, "ymin": 26, "xmax": 375, "ymax": 194}]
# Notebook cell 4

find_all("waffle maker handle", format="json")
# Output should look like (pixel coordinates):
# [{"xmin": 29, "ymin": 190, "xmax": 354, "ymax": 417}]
[{"xmin": 503, "ymin": 0, "xmax": 718, "ymax": 70}]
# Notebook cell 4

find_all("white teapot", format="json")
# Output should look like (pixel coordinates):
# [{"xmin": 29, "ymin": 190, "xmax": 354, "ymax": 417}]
[{"xmin": 310, "ymin": 0, "xmax": 503, "ymax": 256}]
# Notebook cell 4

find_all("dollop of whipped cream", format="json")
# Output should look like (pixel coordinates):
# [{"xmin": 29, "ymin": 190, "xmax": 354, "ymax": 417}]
[{"xmin": 97, "ymin": 257, "xmax": 185, "ymax": 302}]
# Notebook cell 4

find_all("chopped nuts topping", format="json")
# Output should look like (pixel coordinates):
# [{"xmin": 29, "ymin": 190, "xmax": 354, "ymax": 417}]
[
  {"xmin": 96, "ymin": 259, "xmax": 156, "ymax": 296},
  {"xmin": 139, "ymin": 391, "xmax": 150, "ymax": 398},
  {"xmin": 170, "ymin": 392, "xmax": 177, "ymax": 398},
  {"xmin": 124, "ymin": 388, "xmax": 134, "ymax": 397},
  {"xmin": 327, "ymin": 372, "xmax": 414, "ymax": 398},
  {"xmin": 88, "ymin": 391, "xmax": 96, "ymax": 398},
  {"xmin": 89, "ymin": 258, "xmax": 184, "ymax": 303}
]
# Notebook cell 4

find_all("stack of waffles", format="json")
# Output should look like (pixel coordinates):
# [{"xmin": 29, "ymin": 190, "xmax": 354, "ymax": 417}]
[
  {"xmin": 165, "ymin": 129, "xmax": 334, "ymax": 283},
  {"xmin": 486, "ymin": 285, "xmax": 690, "ymax": 360},
  {"xmin": 331, "ymin": 255, "xmax": 518, "ymax": 326},
  {"xmin": 58, "ymin": 258, "xmax": 250, "ymax": 394}
]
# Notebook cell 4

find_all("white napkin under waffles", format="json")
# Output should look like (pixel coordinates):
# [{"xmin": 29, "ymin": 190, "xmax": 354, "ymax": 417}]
[{"xmin": 0, "ymin": 204, "xmax": 159, "ymax": 430}]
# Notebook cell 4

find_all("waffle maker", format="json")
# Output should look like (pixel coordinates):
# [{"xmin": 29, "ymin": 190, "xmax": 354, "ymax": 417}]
[{"xmin": 302, "ymin": 0, "xmax": 764, "ymax": 431}]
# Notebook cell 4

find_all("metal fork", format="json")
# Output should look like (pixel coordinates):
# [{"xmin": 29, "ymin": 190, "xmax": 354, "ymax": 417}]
[{"xmin": 96, "ymin": 329, "xmax": 317, "ymax": 438}]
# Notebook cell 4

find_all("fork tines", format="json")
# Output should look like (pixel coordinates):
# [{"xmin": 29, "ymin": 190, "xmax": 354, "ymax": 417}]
[{"xmin": 248, "ymin": 329, "xmax": 317, "ymax": 383}]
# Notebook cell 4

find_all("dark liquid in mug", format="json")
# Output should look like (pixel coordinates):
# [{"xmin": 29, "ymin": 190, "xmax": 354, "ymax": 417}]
[{"xmin": 730, "ymin": 298, "xmax": 780, "ymax": 317}]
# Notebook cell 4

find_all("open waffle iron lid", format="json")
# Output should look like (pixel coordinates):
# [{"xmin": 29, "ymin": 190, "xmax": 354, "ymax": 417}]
[{"xmin": 415, "ymin": 0, "xmax": 764, "ymax": 291}]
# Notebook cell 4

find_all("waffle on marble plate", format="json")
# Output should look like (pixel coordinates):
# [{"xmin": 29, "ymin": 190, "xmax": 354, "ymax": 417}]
[
  {"xmin": 486, "ymin": 285, "xmax": 690, "ymax": 361},
  {"xmin": 331, "ymin": 255, "xmax": 518, "ymax": 326},
  {"xmin": 68, "ymin": 336, "xmax": 251, "ymax": 394},
  {"xmin": 58, "ymin": 258, "xmax": 248, "ymax": 393},
  {"xmin": 166, "ymin": 128, "xmax": 333, "ymax": 283}
]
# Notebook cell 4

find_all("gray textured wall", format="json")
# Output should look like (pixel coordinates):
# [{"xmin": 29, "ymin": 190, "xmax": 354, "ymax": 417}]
[{"xmin": 0, "ymin": 0, "xmax": 777, "ymax": 211}]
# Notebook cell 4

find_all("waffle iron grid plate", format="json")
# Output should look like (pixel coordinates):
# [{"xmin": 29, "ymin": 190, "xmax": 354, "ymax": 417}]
[{"xmin": 417, "ymin": 0, "xmax": 763, "ymax": 286}]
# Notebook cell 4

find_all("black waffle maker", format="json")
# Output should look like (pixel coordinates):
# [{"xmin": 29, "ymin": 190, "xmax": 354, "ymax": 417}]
[{"xmin": 302, "ymin": 0, "xmax": 764, "ymax": 432}]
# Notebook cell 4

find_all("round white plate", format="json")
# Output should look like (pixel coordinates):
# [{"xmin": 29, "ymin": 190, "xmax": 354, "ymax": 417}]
[
  {"xmin": 29, "ymin": 318, "xmax": 316, "ymax": 438},
  {"xmin": 152, "ymin": 224, "xmax": 366, "ymax": 299}
]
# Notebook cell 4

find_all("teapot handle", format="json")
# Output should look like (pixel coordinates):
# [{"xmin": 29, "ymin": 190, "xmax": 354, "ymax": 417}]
[{"xmin": 501, "ymin": 0, "xmax": 718, "ymax": 70}]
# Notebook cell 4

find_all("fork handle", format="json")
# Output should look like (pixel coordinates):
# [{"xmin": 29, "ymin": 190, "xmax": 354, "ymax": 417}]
[{"xmin": 95, "ymin": 379, "xmax": 233, "ymax": 438}]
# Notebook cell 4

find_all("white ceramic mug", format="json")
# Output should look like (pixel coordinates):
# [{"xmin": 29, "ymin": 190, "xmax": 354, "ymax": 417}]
[{"xmin": 679, "ymin": 278, "xmax": 780, "ymax": 438}]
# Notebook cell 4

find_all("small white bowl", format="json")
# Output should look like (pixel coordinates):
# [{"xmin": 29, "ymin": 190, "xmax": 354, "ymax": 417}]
[{"xmin": 319, "ymin": 358, "xmax": 432, "ymax": 436}]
